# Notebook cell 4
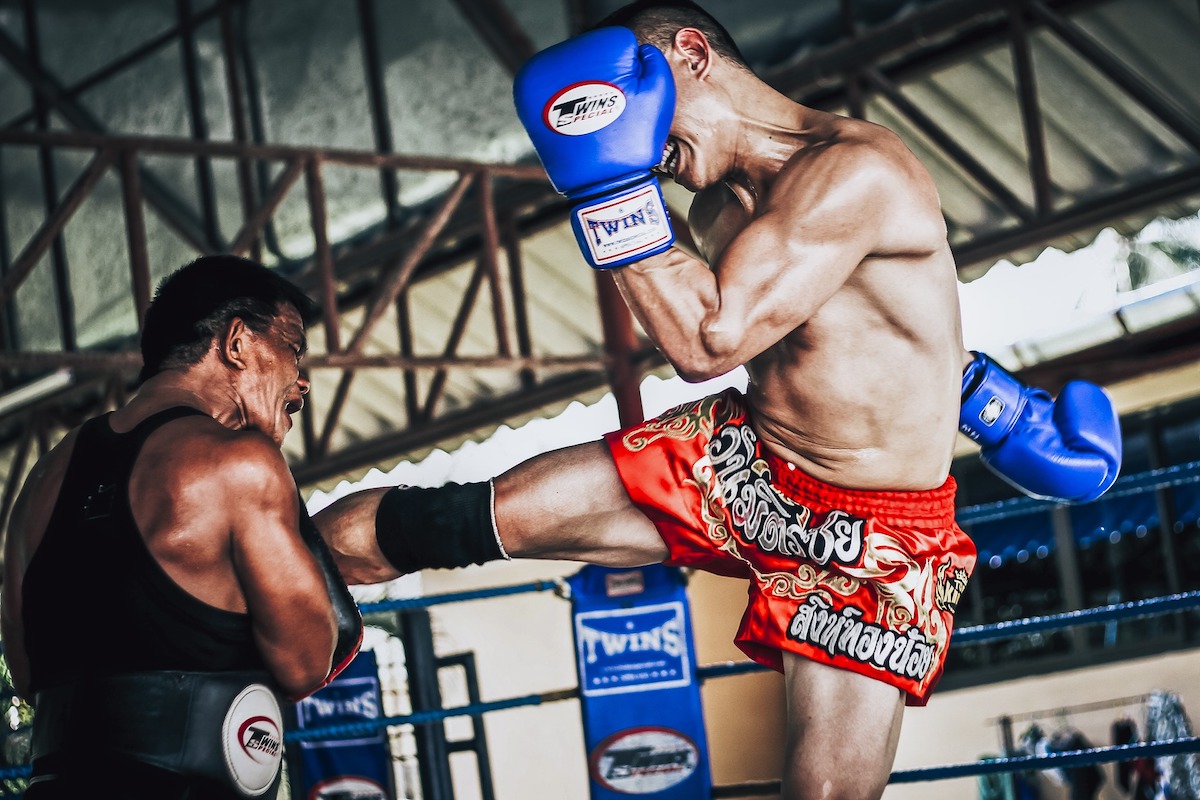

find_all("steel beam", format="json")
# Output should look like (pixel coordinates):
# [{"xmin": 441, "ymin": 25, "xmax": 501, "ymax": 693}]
[
  {"xmin": 953, "ymin": 164, "xmax": 1200, "ymax": 270},
  {"xmin": 218, "ymin": 0, "xmax": 260, "ymax": 261},
  {"xmin": 305, "ymin": 157, "xmax": 341, "ymax": 354},
  {"xmin": 449, "ymin": 0, "xmax": 536, "ymax": 75},
  {"xmin": 0, "ymin": 148, "xmax": 115, "ymax": 308},
  {"xmin": 0, "ymin": 129, "xmax": 547, "ymax": 178},
  {"xmin": 0, "ymin": 27, "xmax": 215, "ymax": 252},
  {"xmin": 1008, "ymin": 0, "xmax": 1054, "ymax": 216},
  {"xmin": 119, "ymin": 150, "xmax": 152, "ymax": 327},
  {"xmin": 1029, "ymin": 0, "xmax": 1200, "ymax": 152},
  {"xmin": 356, "ymin": 0, "xmax": 402, "ymax": 227}
]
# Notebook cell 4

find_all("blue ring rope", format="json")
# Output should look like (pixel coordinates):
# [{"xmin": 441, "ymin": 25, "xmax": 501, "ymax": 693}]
[
  {"xmin": 282, "ymin": 590, "xmax": 1200, "ymax": 743},
  {"xmin": 2, "ymin": 736, "xmax": 1195, "ymax": 792},
  {"xmin": 1, "ymin": 465, "xmax": 1195, "ymax": 792},
  {"xmin": 890, "ymin": 736, "xmax": 1200, "ymax": 784},
  {"xmin": 285, "ymin": 692, "xmax": 551, "ymax": 743},
  {"xmin": 952, "ymin": 589, "xmax": 1200, "ymax": 644},
  {"xmin": 711, "ymin": 737, "xmax": 1200, "ymax": 796},
  {"xmin": 357, "ymin": 579, "xmax": 561, "ymax": 615},
  {"xmin": 956, "ymin": 459, "xmax": 1200, "ymax": 526}
]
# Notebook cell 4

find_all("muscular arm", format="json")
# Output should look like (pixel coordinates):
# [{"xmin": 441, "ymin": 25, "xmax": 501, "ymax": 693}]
[
  {"xmin": 612, "ymin": 143, "xmax": 913, "ymax": 382},
  {"xmin": 223, "ymin": 437, "xmax": 337, "ymax": 696}
]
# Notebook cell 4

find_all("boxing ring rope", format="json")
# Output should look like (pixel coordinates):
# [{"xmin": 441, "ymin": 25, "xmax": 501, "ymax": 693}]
[
  {"xmin": 707, "ymin": 738, "xmax": 1200, "ymax": 797},
  {"xmin": 356, "ymin": 578, "xmax": 567, "ymax": 614},
  {"xmin": 289, "ymin": 589, "xmax": 1200, "ymax": 744},
  {"xmin": 955, "ymin": 459, "xmax": 1200, "ymax": 526},
  {"xmin": 2, "ymin": 463, "xmax": 1199, "ymax": 794},
  {"xmin": 294, "ymin": 586, "xmax": 1200, "ymax": 797},
  {"xmin": 5, "ymin": 586, "xmax": 1172, "ymax": 791}
]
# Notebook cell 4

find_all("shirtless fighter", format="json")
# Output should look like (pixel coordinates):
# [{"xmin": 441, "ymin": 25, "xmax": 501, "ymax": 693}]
[
  {"xmin": 2, "ymin": 255, "xmax": 362, "ymax": 799},
  {"xmin": 316, "ymin": 3, "xmax": 1121, "ymax": 798}
]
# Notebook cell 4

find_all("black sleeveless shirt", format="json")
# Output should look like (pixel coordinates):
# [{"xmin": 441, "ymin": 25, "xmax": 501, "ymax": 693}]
[{"xmin": 22, "ymin": 407, "xmax": 267, "ymax": 693}]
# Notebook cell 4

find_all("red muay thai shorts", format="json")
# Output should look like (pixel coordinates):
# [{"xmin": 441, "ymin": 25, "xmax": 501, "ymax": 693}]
[{"xmin": 604, "ymin": 388, "xmax": 977, "ymax": 705}]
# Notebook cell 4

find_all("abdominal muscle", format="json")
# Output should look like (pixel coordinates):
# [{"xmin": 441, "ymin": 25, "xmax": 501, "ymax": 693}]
[{"xmin": 743, "ymin": 267, "xmax": 962, "ymax": 492}]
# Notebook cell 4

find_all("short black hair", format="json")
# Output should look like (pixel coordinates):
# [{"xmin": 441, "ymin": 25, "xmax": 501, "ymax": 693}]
[
  {"xmin": 139, "ymin": 254, "xmax": 318, "ymax": 383},
  {"xmin": 595, "ymin": 1, "xmax": 748, "ymax": 71}
]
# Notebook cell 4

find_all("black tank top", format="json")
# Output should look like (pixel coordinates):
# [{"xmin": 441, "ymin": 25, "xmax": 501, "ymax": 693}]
[{"xmin": 22, "ymin": 407, "xmax": 267, "ymax": 692}]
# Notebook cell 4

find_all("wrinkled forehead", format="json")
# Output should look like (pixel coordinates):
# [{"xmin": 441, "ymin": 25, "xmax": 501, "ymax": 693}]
[
  {"xmin": 270, "ymin": 304, "xmax": 308, "ymax": 342},
  {"xmin": 274, "ymin": 304, "xmax": 304, "ymax": 333}
]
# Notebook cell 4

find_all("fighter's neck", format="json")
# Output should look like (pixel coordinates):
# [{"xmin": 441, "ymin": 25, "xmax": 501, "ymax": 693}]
[
  {"xmin": 722, "ymin": 88, "xmax": 821, "ymax": 210},
  {"xmin": 119, "ymin": 370, "xmax": 245, "ymax": 432}
]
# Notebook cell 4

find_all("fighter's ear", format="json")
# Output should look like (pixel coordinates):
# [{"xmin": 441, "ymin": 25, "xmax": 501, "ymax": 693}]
[
  {"xmin": 672, "ymin": 27, "xmax": 713, "ymax": 79},
  {"xmin": 219, "ymin": 317, "xmax": 251, "ymax": 371}
]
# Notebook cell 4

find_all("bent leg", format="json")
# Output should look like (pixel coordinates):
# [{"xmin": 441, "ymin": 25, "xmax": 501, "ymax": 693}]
[
  {"xmin": 316, "ymin": 440, "xmax": 668, "ymax": 584},
  {"xmin": 313, "ymin": 487, "xmax": 399, "ymax": 585},
  {"xmin": 781, "ymin": 651, "xmax": 905, "ymax": 800},
  {"xmin": 495, "ymin": 440, "xmax": 668, "ymax": 566}
]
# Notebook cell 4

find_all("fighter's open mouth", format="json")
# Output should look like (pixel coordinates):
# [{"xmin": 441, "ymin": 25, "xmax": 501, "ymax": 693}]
[{"xmin": 658, "ymin": 140, "xmax": 680, "ymax": 177}]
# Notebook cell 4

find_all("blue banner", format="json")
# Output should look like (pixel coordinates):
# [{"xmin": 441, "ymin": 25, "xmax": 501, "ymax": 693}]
[
  {"xmin": 292, "ymin": 649, "xmax": 395, "ymax": 800},
  {"xmin": 569, "ymin": 564, "xmax": 712, "ymax": 799}
]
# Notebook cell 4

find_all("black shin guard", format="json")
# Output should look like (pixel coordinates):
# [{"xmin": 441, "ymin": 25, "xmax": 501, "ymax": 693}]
[{"xmin": 375, "ymin": 481, "xmax": 508, "ymax": 572}]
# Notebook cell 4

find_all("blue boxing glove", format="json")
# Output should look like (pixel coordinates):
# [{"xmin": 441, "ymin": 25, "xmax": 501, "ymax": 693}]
[
  {"xmin": 959, "ymin": 352, "xmax": 1122, "ymax": 503},
  {"xmin": 514, "ymin": 27, "xmax": 676, "ymax": 269}
]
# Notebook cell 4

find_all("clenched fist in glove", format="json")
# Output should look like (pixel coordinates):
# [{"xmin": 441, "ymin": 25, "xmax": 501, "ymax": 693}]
[
  {"xmin": 959, "ymin": 351, "xmax": 1122, "ymax": 503},
  {"xmin": 514, "ymin": 27, "xmax": 676, "ymax": 269}
]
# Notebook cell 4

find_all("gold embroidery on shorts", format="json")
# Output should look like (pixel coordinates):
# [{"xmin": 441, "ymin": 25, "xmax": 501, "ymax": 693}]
[
  {"xmin": 621, "ymin": 394, "xmax": 734, "ymax": 452},
  {"xmin": 935, "ymin": 562, "xmax": 970, "ymax": 614}
]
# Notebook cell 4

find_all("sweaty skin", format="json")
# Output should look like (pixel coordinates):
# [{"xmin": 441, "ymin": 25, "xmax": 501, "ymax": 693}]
[
  {"xmin": 620, "ymin": 107, "xmax": 966, "ymax": 491},
  {"xmin": 1, "ymin": 307, "xmax": 336, "ymax": 700},
  {"xmin": 316, "ymin": 22, "xmax": 973, "ymax": 800},
  {"xmin": 319, "ymin": 27, "xmax": 972, "ymax": 591}
]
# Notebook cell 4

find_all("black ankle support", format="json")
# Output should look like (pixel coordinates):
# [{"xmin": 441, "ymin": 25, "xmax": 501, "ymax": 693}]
[{"xmin": 374, "ymin": 482, "xmax": 506, "ymax": 572}]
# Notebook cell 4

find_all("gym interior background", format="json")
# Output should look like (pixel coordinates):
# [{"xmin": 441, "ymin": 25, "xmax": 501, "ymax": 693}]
[{"xmin": 0, "ymin": 0, "xmax": 1198, "ymax": 798}]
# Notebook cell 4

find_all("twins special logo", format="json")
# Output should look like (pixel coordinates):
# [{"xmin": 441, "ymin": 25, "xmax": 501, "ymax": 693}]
[
  {"xmin": 238, "ymin": 717, "xmax": 282, "ymax": 761},
  {"xmin": 576, "ymin": 602, "xmax": 690, "ymax": 696},
  {"xmin": 222, "ymin": 684, "xmax": 283, "ymax": 796},
  {"xmin": 309, "ymin": 776, "xmax": 388, "ymax": 800},
  {"xmin": 590, "ymin": 727, "xmax": 700, "ymax": 794},
  {"xmin": 544, "ymin": 81, "xmax": 626, "ymax": 135},
  {"xmin": 584, "ymin": 196, "xmax": 663, "ymax": 245}
]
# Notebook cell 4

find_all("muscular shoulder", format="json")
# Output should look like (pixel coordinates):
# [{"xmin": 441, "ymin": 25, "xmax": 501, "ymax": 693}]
[
  {"xmin": 205, "ymin": 428, "xmax": 296, "ymax": 496},
  {"xmin": 774, "ymin": 118, "xmax": 947, "ymax": 250},
  {"xmin": 782, "ymin": 120, "xmax": 920, "ymax": 197},
  {"xmin": 151, "ymin": 420, "xmax": 296, "ymax": 505}
]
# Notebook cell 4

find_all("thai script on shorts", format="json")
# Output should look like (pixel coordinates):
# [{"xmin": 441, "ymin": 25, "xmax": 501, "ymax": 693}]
[
  {"xmin": 787, "ymin": 595, "xmax": 935, "ymax": 683},
  {"xmin": 707, "ymin": 423, "xmax": 865, "ymax": 566}
]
